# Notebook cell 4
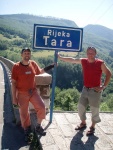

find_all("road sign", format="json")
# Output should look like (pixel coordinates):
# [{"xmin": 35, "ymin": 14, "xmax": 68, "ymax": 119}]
[{"xmin": 33, "ymin": 24, "xmax": 83, "ymax": 52}]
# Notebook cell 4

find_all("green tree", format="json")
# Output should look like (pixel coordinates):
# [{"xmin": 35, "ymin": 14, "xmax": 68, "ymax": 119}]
[
  {"xmin": 0, "ymin": 41, "xmax": 8, "ymax": 50},
  {"xmin": 100, "ymin": 102, "xmax": 109, "ymax": 111},
  {"xmin": 54, "ymin": 88, "xmax": 80, "ymax": 111},
  {"xmin": 100, "ymin": 94, "xmax": 113, "ymax": 111}
]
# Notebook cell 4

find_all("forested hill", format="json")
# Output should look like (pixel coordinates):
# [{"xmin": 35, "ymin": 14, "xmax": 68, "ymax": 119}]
[
  {"xmin": 0, "ymin": 14, "xmax": 77, "ymax": 34},
  {"xmin": 83, "ymin": 25, "xmax": 113, "ymax": 54},
  {"xmin": 84, "ymin": 24, "xmax": 113, "ymax": 42},
  {"xmin": 0, "ymin": 14, "xmax": 113, "ymax": 66},
  {"xmin": 0, "ymin": 14, "xmax": 113, "ymax": 54}
]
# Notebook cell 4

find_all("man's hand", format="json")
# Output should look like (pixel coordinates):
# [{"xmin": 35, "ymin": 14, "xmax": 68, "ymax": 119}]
[
  {"xmin": 12, "ymin": 98, "xmax": 19, "ymax": 109},
  {"xmin": 94, "ymin": 86, "xmax": 106, "ymax": 92},
  {"xmin": 57, "ymin": 52, "xmax": 60, "ymax": 59},
  {"xmin": 13, "ymin": 104, "xmax": 19, "ymax": 109}
]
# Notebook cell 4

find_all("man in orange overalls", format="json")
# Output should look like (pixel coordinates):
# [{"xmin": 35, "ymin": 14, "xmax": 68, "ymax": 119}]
[{"xmin": 11, "ymin": 48, "xmax": 54, "ymax": 143}]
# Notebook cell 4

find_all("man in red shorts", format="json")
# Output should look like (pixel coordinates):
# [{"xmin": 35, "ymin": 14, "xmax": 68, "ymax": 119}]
[
  {"xmin": 11, "ymin": 48, "xmax": 54, "ymax": 143},
  {"xmin": 58, "ymin": 47, "xmax": 112, "ymax": 136}
]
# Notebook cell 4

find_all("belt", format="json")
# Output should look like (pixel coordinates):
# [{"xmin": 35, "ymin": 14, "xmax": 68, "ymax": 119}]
[
  {"xmin": 84, "ymin": 86, "xmax": 101, "ymax": 93},
  {"xmin": 18, "ymin": 88, "xmax": 36, "ymax": 94},
  {"xmin": 84, "ymin": 86, "xmax": 94, "ymax": 89}
]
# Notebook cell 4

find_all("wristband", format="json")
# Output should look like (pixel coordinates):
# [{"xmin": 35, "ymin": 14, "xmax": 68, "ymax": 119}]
[
  {"xmin": 103, "ymin": 86, "xmax": 106, "ymax": 89},
  {"xmin": 44, "ymin": 64, "xmax": 54, "ymax": 72},
  {"xmin": 102, "ymin": 85, "xmax": 106, "ymax": 91}
]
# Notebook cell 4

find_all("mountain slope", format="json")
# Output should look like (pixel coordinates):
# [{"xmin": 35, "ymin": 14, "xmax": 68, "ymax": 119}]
[
  {"xmin": 83, "ymin": 25, "xmax": 113, "ymax": 52},
  {"xmin": 84, "ymin": 24, "xmax": 113, "ymax": 42},
  {"xmin": 0, "ymin": 14, "xmax": 113, "ymax": 56},
  {"xmin": 0, "ymin": 14, "xmax": 78, "ymax": 34}
]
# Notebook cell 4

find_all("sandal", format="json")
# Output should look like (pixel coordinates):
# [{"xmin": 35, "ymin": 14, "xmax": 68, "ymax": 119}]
[
  {"xmin": 86, "ymin": 126, "xmax": 95, "ymax": 136},
  {"xmin": 75, "ymin": 123, "xmax": 87, "ymax": 130}
]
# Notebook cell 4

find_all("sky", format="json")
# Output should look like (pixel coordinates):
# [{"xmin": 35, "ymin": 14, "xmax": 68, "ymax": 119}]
[{"xmin": 0, "ymin": 0, "xmax": 113, "ymax": 30}]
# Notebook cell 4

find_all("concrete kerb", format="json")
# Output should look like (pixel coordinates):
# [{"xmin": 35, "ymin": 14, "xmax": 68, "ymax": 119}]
[{"xmin": 0, "ymin": 57, "xmax": 21, "ymax": 124}]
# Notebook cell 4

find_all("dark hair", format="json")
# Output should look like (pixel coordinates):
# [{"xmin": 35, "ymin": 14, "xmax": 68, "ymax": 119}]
[
  {"xmin": 21, "ymin": 48, "xmax": 31, "ymax": 54},
  {"xmin": 87, "ymin": 47, "xmax": 97, "ymax": 53}
]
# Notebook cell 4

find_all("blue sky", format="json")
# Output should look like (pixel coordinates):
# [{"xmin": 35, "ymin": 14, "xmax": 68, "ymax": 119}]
[{"xmin": 0, "ymin": 0, "xmax": 113, "ymax": 29}]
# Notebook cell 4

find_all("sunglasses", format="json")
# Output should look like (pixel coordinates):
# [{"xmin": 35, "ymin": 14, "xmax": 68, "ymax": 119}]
[{"xmin": 87, "ymin": 47, "xmax": 96, "ymax": 51}]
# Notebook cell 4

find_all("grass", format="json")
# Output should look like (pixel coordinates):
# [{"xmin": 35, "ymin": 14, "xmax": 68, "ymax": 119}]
[
  {"xmin": 0, "ymin": 34, "xmax": 8, "ymax": 41},
  {"xmin": 32, "ymin": 50, "xmax": 54, "ymax": 57},
  {"xmin": 0, "ymin": 33, "xmax": 24, "ymax": 41},
  {"xmin": 32, "ymin": 50, "xmax": 78, "ymax": 58}
]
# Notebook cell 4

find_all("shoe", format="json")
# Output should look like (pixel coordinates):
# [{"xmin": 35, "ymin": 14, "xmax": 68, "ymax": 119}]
[
  {"xmin": 24, "ymin": 126, "xmax": 34, "ymax": 144},
  {"xmin": 36, "ymin": 124, "xmax": 46, "ymax": 136},
  {"xmin": 86, "ymin": 126, "xmax": 95, "ymax": 136},
  {"xmin": 75, "ymin": 123, "xmax": 87, "ymax": 130}
]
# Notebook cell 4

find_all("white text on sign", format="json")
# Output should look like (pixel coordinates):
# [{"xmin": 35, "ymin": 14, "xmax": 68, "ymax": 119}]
[{"xmin": 43, "ymin": 29, "xmax": 72, "ymax": 47}]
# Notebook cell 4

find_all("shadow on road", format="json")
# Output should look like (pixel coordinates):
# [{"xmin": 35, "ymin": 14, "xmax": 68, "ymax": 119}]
[
  {"xmin": 70, "ymin": 129, "xmax": 99, "ymax": 150},
  {"xmin": 1, "ymin": 123, "xmax": 28, "ymax": 150}
]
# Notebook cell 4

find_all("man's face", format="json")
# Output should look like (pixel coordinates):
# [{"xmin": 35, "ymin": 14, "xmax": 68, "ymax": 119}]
[
  {"xmin": 87, "ymin": 49, "xmax": 96, "ymax": 59},
  {"xmin": 21, "ymin": 50, "xmax": 31, "ymax": 61}
]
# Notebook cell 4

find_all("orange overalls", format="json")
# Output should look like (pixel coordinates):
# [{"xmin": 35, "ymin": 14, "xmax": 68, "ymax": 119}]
[{"xmin": 12, "ymin": 60, "xmax": 46, "ymax": 129}]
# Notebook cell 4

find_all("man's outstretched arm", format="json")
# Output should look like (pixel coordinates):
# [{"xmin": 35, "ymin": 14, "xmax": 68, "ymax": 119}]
[{"xmin": 57, "ymin": 53, "xmax": 81, "ymax": 64}]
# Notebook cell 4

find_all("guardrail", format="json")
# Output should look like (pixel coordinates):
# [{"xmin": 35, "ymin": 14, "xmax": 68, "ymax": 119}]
[{"xmin": 0, "ymin": 56, "xmax": 52, "ymax": 128}]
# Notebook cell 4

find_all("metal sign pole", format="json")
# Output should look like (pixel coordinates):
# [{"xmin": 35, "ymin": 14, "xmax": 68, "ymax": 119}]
[
  {"xmin": 33, "ymin": 24, "xmax": 83, "ymax": 123},
  {"xmin": 49, "ymin": 50, "xmax": 58, "ymax": 123}
]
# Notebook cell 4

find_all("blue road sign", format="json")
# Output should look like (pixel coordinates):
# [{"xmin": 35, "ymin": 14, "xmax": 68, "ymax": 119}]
[{"xmin": 33, "ymin": 24, "xmax": 83, "ymax": 52}]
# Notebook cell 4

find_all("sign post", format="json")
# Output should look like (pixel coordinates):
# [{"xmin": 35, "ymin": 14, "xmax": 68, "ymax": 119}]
[
  {"xmin": 33, "ymin": 24, "xmax": 83, "ymax": 123},
  {"xmin": 49, "ymin": 50, "xmax": 58, "ymax": 123}
]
